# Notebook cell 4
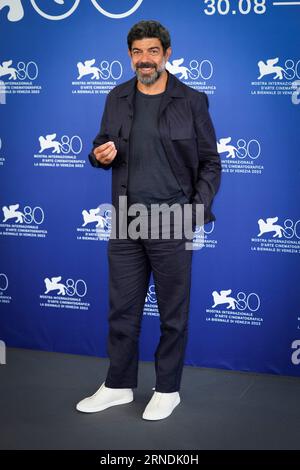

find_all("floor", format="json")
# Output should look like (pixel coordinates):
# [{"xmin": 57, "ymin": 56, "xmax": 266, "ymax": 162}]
[{"xmin": 0, "ymin": 347, "xmax": 300, "ymax": 450}]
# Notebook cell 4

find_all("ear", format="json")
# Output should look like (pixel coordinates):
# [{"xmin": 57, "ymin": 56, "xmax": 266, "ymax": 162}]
[
  {"xmin": 165, "ymin": 46, "xmax": 172, "ymax": 62},
  {"xmin": 127, "ymin": 48, "xmax": 132, "ymax": 58}
]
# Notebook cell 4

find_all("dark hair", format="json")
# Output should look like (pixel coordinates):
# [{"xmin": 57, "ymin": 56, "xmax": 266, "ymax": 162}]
[{"xmin": 127, "ymin": 20, "xmax": 171, "ymax": 52}]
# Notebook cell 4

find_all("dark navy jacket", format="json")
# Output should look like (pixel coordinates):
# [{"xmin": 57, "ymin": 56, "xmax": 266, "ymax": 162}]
[{"xmin": 88, "ymin": 71, "xmax": 221, "ymax": 226}]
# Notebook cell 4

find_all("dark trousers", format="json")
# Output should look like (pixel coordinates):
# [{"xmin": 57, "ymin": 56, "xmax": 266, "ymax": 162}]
[{"xmin": 104, "ymin": 213, "xmax": 194, "ymax": 393}]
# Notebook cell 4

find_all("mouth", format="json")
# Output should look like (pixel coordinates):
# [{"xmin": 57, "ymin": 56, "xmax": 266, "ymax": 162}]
[
  {"xmin": 140, "ymin": 67, "xmax": 154, "ymax": 73},
  {"xmin": 137, "ymin": 65, "xmax": 156, "ymax": 73}
]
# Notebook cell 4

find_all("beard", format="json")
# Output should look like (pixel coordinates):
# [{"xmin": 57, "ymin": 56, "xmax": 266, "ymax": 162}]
[{"xmin": 131, "ymin": 57, "xmax": 167, "ymax": 85}]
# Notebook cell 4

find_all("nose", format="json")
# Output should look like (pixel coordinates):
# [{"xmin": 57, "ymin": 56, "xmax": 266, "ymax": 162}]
[{"xmin": 139, "ymin": 51, "xmax": 153, "ymax": 63}]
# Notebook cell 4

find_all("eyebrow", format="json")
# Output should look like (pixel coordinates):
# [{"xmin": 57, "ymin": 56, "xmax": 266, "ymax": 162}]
[{"xmin": 132, "ymin": 47, "xmax": 160, "ymax": 52}]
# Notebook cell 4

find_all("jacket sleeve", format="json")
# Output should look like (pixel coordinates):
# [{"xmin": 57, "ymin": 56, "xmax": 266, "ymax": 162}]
[
  {"xmin": 191, "ymin": 92, "xmax": 221, "ymax": 219},
  {"xmin": 88, "ymin": 92, "xmax": 116, "ymax": 171}
]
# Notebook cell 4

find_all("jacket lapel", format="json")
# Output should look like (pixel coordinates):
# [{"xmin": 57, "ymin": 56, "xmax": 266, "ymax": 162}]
[{"xmin": 159, "ymin": 71, "xmax": 185, "ymax": 116}]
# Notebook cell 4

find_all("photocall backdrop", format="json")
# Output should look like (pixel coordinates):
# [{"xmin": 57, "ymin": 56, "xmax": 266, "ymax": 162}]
[{"xmin": 0, "ymin": 0, "xmax": 299, "ymax": 378}]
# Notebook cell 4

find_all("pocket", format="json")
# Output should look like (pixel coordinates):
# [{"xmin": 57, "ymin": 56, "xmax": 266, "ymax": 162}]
[
  {"xmin": 170, "ymin": 125, "xmax": 199, "ymax": 167},
  {"xmin": 170, "ymin": 125, "xmax": 196, "ymax": 140}
]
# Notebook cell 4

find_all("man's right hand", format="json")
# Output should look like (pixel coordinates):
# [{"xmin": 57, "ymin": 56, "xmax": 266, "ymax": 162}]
[{"xmin": 93, "ymin": 141, "xmax": 117, "ymax": 165}]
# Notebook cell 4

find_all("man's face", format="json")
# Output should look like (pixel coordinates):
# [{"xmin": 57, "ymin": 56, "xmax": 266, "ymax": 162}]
[{"xmin": 128, "ymin": 37, "xmax": 171, "ymax": 85}]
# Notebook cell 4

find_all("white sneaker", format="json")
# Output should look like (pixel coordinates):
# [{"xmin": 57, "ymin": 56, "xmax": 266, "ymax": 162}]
[
  {"xmin": 142, "ymin": 391, "xmax": 180, "ymax": 420},
  {"xmin": 76, "ymin": 382, "xmax": 134, "ymax": 413}
]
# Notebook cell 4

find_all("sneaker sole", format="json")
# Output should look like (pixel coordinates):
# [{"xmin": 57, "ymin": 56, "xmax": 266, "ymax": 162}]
[{"xmin": 76, "ymin": 396, "xmax": 134, "ymax": 413}]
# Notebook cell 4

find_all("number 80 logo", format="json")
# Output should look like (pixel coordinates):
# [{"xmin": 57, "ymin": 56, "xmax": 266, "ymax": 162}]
[{"xmin": 30, "ymin": 0, "xmax": 144, "ymax": 20}]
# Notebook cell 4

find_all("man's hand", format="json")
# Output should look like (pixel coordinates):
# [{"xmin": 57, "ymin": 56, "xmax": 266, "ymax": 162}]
[{"xmin": 93, "ymin": 141, "xmax": 117, "ymax": 165}]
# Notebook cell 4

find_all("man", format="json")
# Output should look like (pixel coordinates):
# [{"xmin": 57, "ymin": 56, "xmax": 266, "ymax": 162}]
[{"xmin": 76, "ymin": 20, "xmax": 221, "ymax": 420}]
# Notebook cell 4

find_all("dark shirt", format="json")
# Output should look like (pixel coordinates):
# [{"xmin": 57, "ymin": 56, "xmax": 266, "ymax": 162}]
[{"xmin": 127, "ymin": 87, "xmax": 188, "ymax": 212}]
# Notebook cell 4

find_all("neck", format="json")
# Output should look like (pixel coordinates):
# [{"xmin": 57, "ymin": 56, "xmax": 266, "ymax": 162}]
[{"xmin": 136, "ymin": 70, "xmax": 168, "ymax": 95}]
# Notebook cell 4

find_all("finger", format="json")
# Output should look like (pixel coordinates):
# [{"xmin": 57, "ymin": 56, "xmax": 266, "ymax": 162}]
[
  {"xmin": 100, "ymin": 146, "xmax": 117, "ymax": 160},
  {"xmin": 103, "ymin": 148, "xmax": 117, "ymax": 162},
  {"xmin": 94, "ymin": 141, "xmax": 114, "ymax": 157},
  {"xmin": 99, "ymin": 141, "xmax": 115, "ymax": 152},
  {"xmin": 96, "ymin": 143, "xmax": 115, "ymax": 159}
]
